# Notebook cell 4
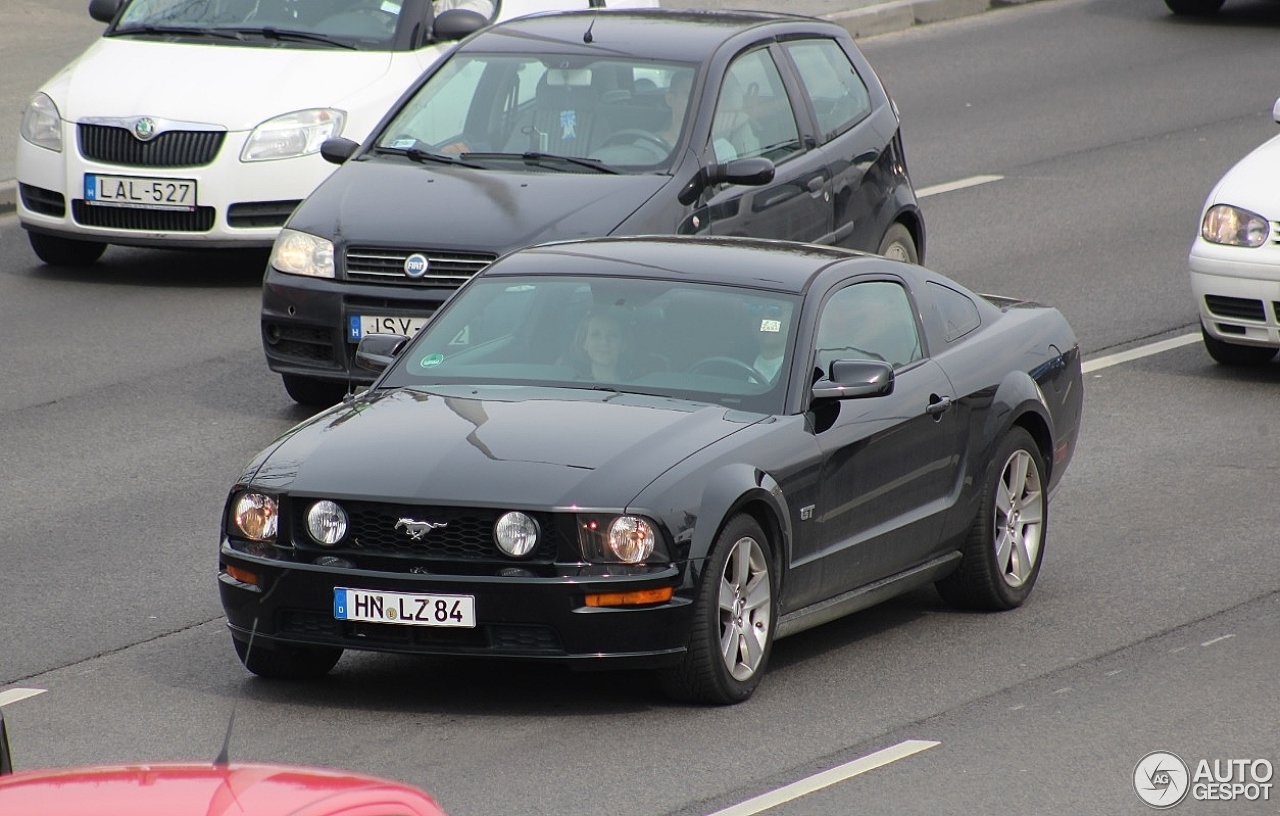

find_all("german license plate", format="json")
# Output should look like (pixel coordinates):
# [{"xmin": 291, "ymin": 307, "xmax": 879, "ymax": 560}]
[
  {"xmin": 84, "ymin": 173, "xmax": 196, "ymax": 210},
  {"xmin": 334, "ymin": 587, "xmax": 475, "ymax": 628},
  {"xmin": 348, "ymin": 314, "xmax": 430, "ymax": 342}
]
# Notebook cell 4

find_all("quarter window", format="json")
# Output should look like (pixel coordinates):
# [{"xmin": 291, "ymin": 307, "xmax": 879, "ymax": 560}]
[
  {"xmin": 928, "ymin": 282, "xmax": 982, "ymax": 342},
  {"xmin": 783, "ymin": 39, "xmax": 872, "ymax": 140}
]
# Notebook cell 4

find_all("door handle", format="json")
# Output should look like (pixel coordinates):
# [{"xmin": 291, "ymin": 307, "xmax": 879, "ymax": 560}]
[
  {"xmin": 806, "ymin": 176, "xmax": 826, "ymax": 194},
  {"xmin": 926, "ymin": 394, "xmax": 952, "ymax": 418}
]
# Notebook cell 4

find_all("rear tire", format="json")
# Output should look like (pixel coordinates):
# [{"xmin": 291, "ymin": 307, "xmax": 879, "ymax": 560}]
[
  {"xmin": 877, "ymin": 223, "xmax": 919, "ymax": 264},
  {"xmin": 282, "ymin": 374, "xmax": 348, "ymax": 407},
  {"xmin": 28, "ymin": 232, "xmax": 107, "ymax": 267},
  {"xmin": 1164, "ymin": 0, "xmax": 1225, "ymax": 14},
  {"xmin": 936, "ymin": 426, "xmax": 1046, "ymax": 611},
  {"xmin": 1201, "ymin": 323, "xmax": 1276, "ymax": 367},
  {"xmin": 659, "ymin": 514, "xmax": 776, "ymax": 705},
  {"xmin": 233, "ymin": 636, "xmax": 342, "ymax": 680}
]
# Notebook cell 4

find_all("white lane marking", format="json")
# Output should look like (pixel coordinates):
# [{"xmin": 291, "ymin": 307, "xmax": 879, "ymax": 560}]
[
  {"xmin": 706, "ymin": 739, "xmax": 940, "ymax": 816},
  {"xmin": 917, "ymin": 174, "xmax": 1003, "ymax": 198},
  {"xmin": 1082, "ymin": 333, "xmax": 1200, "ymax": 374},
  {"xmin": 0, "ymin": 688, "xmax": 46, "ymax": 708},
  {"xmin": 1201, "ymin": 634, "xmax": 1235, "ymax": 647}
]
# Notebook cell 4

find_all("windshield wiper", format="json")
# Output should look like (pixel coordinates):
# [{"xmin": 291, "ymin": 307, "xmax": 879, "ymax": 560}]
[
  {"xmin": 464, "ymin": 152, "xmax": 621, "ymax": 175},
  {"xmin": 375, "ymin": 141, "xmax": 485, "ymax": 169},
  {"xmin": 112, "ymin": 24, "xmax": 244, "ymax": 41},
  {"xmin": 219, "ymin": 26, "xmax": 358, "ymax": 49}
]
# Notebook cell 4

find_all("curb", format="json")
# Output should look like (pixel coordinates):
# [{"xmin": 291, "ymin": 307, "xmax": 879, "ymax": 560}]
[{"xmin": 0, "ymin": 0, "xmax": 1041, "ymax": 217}]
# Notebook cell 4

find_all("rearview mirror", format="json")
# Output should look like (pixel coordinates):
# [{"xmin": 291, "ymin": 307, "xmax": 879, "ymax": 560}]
[
  {"xmin": 320, "ymin": 137, "xmax": 360, "ymax": 166},
  {"xmin": 355, "ymin": 333, "xmax": 410, "ymax": 372}
]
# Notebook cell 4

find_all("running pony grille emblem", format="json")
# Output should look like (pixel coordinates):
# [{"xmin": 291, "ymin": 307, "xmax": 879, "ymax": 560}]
[{"xmin": 395, "ymin": 518, "xmax": 447, "ymax": 541}]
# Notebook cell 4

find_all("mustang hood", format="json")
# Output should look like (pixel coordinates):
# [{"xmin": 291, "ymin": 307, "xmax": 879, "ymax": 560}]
[
  {"xmin": 249, "ymin": 389, "xmax": 760, "ymax": 508},
  {"xmin": 46, "ymin": 38, "xmax": 415, "ymax": 131},
  {"xmin": 290, "ymin": 160, "xmax": 671, "ymax": 253}
]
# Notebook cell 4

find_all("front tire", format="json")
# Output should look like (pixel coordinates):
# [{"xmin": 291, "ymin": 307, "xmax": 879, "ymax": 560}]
[
  {"xmin": 659, "ymin": 514, "xmax": 776, "ymax": 704},
  {"xmin": 1201, "ymin": 322, "xmax": 1276, "ymax": 366},
  {"xmin": 1164, "ymin": 0, "xmax": 1225, "ymax": 14},
  {"xmin": 282, "ymin": 374, "xmax": 348, "ymax": 407},
  {"xmin": 877, "ymin": 223, "xmax": 919, "ymax": 264},
  {"xmin": 28, "ymin": 232, "xmax": 107, "ymax": 267},
  {"xmin": 936, "ymin": 426, "xmax": 1046, "ymax": 610},
  {"xmin": 233, "ymin": 636, "xmax": 342, "ymax": 680}
]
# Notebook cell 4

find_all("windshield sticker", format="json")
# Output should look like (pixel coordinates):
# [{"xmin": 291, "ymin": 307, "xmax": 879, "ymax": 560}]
[
  {"xmin": 760, "ymin": 319, "xmax": 782, "ymax": 333},
  {"xmin": 380, "ymin": 1, "xmax": 402, "ymax": 12},
  {"xmin": 390, "ymin": 138, "xmax": 416, "ymax": 150},
  {"xmin": 419, "ymin": 353, "xmax": 445, "ymax": 369}
]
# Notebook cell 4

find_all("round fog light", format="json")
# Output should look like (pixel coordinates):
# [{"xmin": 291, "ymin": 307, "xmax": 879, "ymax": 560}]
[
  {"xmin": 307, "ymin": 500, "xmax": 348, "ymax": 546},
  {"xmin": 495, "ymin": 512, "xmax": 539, "ymax": 557}
]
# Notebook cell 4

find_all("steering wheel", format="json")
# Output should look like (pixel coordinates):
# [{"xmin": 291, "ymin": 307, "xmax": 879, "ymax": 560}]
[
  {"xmin": 689, "ymin": 356, "xmax": 766, "ymax": 384},
  {"xmin": 600, "ymin": 129, "xmax": 671, "ymax": 154}
]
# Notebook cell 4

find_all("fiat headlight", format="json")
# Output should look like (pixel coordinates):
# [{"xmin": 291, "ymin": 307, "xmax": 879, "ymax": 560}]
[
  {"xmin": 232, "ymin": 492, "xmax": 278, "ymax": 542},
  {"xmin": 271, "ymin": 229, "xmax": 335, "ymax": 278},
  {"xmin": 495, "ymin": 511, "xmax": 539, "ymax": 557},
  {"xmin": 1202, "ymin": 204, "xmax": 1269, "ymax": 247},
  {"xmin": 307, "ymin": 500, "xmax": 348, "ymax": 546},
  {"xmin": 20, "ymin": 93, "xmax": 62, "ymax": 152},
  {"xmin": 242, "ymin": 108, "xmax": 346, "ymax": 162}
]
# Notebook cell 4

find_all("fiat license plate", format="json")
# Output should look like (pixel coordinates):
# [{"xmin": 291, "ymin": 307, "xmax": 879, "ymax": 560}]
[
  {"xmin": 84, "ymin": 173, "xmax": 196, "ymax": 210},
  {"xmin": 334, "ymin": 587, "xmax": 475, "ymax": 628},
  {"xmin": 348, "ymin": 315, "xmax": 431, "ymax": 342}
]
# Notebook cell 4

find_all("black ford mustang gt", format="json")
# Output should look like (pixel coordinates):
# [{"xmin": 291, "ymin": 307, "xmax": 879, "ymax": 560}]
[
  {"xmin": 222, "ymin": 236, "xmax": 1082, "ymax": 704},
  {"xmin": 261, "ymin": 8, "xmax": 924, "ymax": 406}
]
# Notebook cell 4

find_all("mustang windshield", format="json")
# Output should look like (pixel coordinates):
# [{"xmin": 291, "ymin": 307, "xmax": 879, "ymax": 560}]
[
  {"xmin": 377, "ymin": 55, "xmax": 699, "ymax": 171},
  {"xmin": 114, "ymin": 0, "xmax": 406, "ymax": 48},
  {"xmin": 383, "ymin": 276, "xmax": 800, "ymax": 413}
]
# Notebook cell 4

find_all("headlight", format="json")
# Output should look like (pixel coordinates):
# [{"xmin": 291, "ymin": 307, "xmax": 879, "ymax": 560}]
[
  {"xmin": 1201, "ymin": 204, "xmax": 1270, "ymax": 247},
  {"xmin": 608, "ymin": 517, "xmax": 656, "ymax": 563},
  {"xmin": 495, "ymin": 511, "xmax": 539, "ymax": 557},
  {"xmin": 271, "ymin": 229, "xmax": 335, "ymax": 278},
  {"xmin": 241, "ymin": 108, "xmax": 346, "ymax": 162},
  {"xmin": 20, "ymin": 93, "xmax": 62, "ymax": 152},
  {"xmin": 232, "ymin": 492, "xmax": 278, "ymax": 542},
  {"xmin": 306, "ymin": 500, "xmax": 348, "ymax": 546},
  {"xmin": 576, "ymin": 514, "xmax": 664, "ymax": 564}
]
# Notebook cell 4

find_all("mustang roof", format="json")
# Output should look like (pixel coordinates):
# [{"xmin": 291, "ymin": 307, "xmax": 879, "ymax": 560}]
[{"xmin": 482, "ymin": 235, "xmax": 898, "ymax": 293}]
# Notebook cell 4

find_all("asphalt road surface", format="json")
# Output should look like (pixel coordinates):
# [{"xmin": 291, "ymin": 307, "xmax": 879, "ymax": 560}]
[{"xmin": 3, "ymin": 1, "xmax": 1280, "ymax": 815}]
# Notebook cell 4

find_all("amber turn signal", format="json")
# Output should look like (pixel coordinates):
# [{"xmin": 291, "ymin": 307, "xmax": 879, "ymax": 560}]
[
  {"xmin": 584, "ymin": 587, "xmax": 674, "ymax": 607},
  {"xmin": 225, "ymin": 565, "xmax": 260, "ymax": 587}
]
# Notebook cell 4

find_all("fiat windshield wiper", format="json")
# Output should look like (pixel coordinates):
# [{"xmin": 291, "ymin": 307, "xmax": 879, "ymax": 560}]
[
  {"xmin": 376, "ymin": 142, "xmax": 485, "ymax": 169},
  {"xmin": 224, "ymin": 26, "xmax": 358, "ymax": 49},
  {"xmin": 464, "ymin": 152, "xmax": 621, "ymax": 175},
  {"xmin": 112, "ymin": 24, "xmax": 244, "ymax": 41}
]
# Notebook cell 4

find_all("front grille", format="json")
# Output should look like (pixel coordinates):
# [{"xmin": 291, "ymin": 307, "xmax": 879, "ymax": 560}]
[
  {"xmin": 289, "ymin": 501, "xmax": 561, "ymax": 562},
  {"xmin": 227, "ymin": 200, "xmax": 301, "ymax": 228},
  {"xmin": 72, "ymin": 199, "xmax": 216, "ymax": 232},
  {"xmin": 344, "ymin": 247, "xmax": 495, "ymax": 287},
  {"xmin": 1204, "ymin": 294, "xmax": 1265, "ymax": 322},
  {"xmin": 78, "ymin": 124, "xmax": 225, "ymax": 168},
  {"xmin": 19, "ymin": 183, "xmax": 65, "ymax": 216}
]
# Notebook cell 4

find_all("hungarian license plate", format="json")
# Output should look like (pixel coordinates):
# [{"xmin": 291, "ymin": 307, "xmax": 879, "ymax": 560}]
[
  {"xmin": 334, "ymin": 587, "xmax": 475, "ymax": 628},
  {"xmin": 348, "ymin": 314, "xmax": 430, "ymax": 342},
  {"xmin": 84, "ymin": 173, "xmax": 196, "ymax": 210}
]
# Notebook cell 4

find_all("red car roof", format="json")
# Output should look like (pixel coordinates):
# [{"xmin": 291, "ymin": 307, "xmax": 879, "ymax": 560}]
[{"xmin": 0, "ymin": 762, "xmax": 447, "ymax": 816}]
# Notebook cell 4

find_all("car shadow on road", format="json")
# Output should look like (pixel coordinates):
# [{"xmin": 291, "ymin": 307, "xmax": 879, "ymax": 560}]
[{"xmin": 17, "ymin": 246, "xmax": 270, "ymax": 288}]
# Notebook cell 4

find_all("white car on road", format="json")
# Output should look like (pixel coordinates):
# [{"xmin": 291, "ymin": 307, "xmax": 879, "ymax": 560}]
[
  {"xmin": 1189, "ymin": 96, "xmax": 1280, "ymax": 366},
  {"xmin": 16, "ymin": 0, "xmax": 655, "ymax": 267}
]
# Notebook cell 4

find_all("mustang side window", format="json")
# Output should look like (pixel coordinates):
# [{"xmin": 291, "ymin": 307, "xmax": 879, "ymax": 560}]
[{"xmin": 815, "ymin": 281, "xmax": 922, "ymax": 371}]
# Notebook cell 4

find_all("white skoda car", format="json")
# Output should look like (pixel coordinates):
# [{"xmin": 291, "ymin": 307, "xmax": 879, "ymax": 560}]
[
  {"xmin": 1189, "ymin": 96, "xmax": 1280, "ymax": 366},
  {"xmin": 16, "ymin": 0, "xmax": 655, "ymax": 267}
]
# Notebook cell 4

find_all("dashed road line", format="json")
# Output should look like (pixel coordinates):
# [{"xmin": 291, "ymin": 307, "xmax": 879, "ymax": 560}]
[
  {"xmin": 0, "ymin": 688, "xmax": 46, "ymax": 708},
  {"xmin": 917, "ymin": 174, "xmax": 1003, "ymax": 198},
  {"xmin": 1083, "ymin": 333, "xmax": 1200, "ymax": 373}
]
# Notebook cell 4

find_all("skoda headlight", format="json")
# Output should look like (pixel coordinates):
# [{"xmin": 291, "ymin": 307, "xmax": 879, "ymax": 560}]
[
  {"xmin": 242, "ymin": 108, "xmax": 346, "ymax": 162},
  {"xmin": 306, "ymin": 500, "xmax": 348, "ymax": 546},
  {"xmin": 1202, "ymin": 204, "xmax": 1269, "ymax": 247},
  {"xmin": 271, "ymin": 229, "xmax": 335, "ymax": 278},
  {"xmin": 20, "ymin": 93, "xmax": 62, "ymax": 152},
  {"xmin": 232, "ymin": 492, "xmax": 278, "ymax": 542}
]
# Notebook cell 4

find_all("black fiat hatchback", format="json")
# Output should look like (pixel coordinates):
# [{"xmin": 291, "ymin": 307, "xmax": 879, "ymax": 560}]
[{"xmin": 261, "ymin": 9, "xmax": 924, "ymax": 405}]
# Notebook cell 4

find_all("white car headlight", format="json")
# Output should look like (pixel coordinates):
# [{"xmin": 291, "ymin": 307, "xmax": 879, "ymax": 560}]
[
  {"xmin": 233, "ymin": 492, "xmax": 278, "ymax": 542},
  {"xmin": 241, "ymin": 108, "xmax": 346, "ymax": 162},
  {"xmin": 20, "ymin": 92, "xmax": 62, "ymax": 152},
  {"xmin": 271, "ymin": 229, "xmax": 336, "ymax": 278},
  {"xmin": 1201, "ymin": 204, "xmax": 1270, "ymax": 247}
]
